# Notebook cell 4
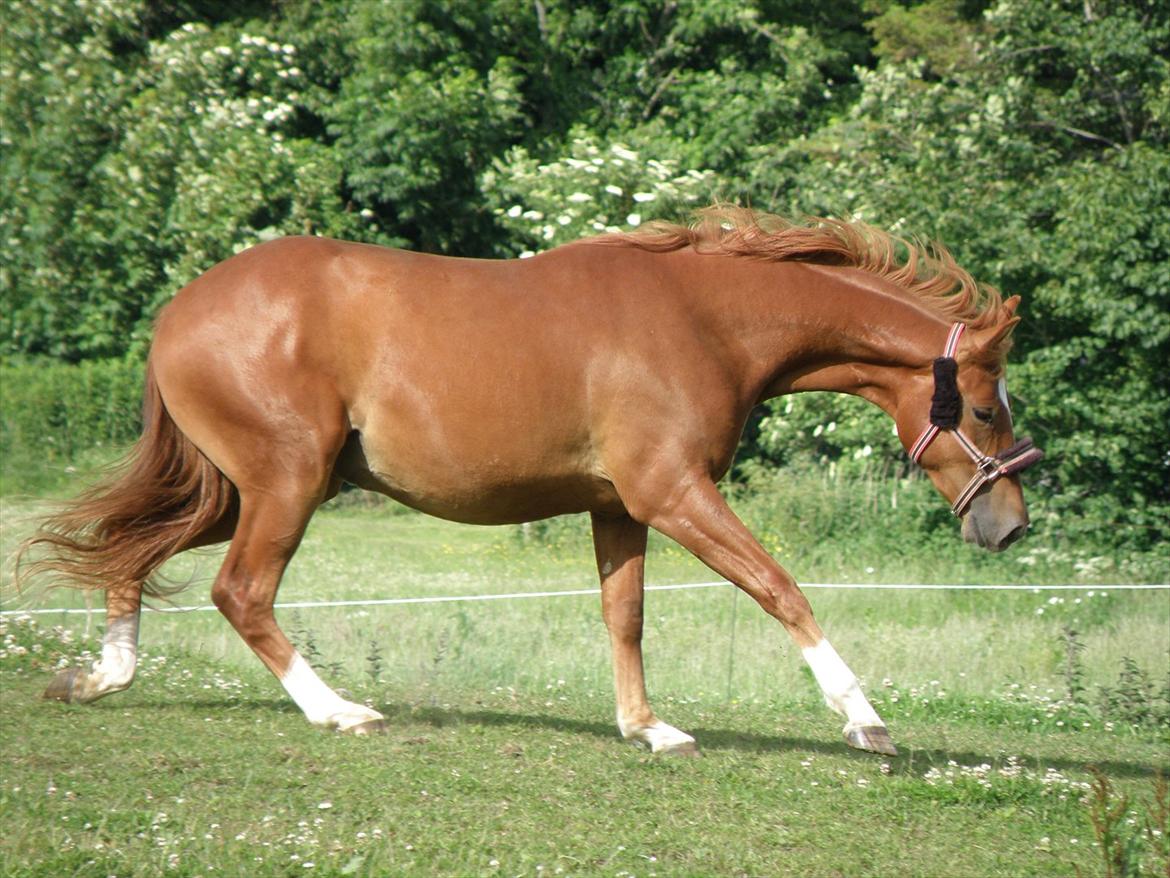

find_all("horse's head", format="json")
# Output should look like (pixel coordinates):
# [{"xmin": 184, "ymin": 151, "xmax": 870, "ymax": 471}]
[{"xmin": 895, "ymin": 297, "xmax": 1043, "ymax": 552}]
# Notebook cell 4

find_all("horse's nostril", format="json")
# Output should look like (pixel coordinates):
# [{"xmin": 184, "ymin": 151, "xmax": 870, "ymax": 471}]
[{"xmin": 999, "ymin": 523, "xmax": 1028, "ymax": 549}]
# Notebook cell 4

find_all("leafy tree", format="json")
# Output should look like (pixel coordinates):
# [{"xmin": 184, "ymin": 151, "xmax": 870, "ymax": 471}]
[
  {"xmin": 749, "ymin": 0, "xmax": 1170, "ymax": 546},
  {"xmin": 1, "ymin": 0, "xmax": 1166, "ymax": 549},
  {"xmin": 0, "ymin": 0, "xmax": 145, "ymax": 359},
  {"xmin": 1017, "ymin": 143, "xmax": 1170, "ymax": 545},
  {"xmin": 1, "ymin": 9, "xmax": 360, "ymax": 359},
  {"xmin": 84, "ymin": 21, "xmax": 360, "ymax": 357},
  {"xmin": 325, "ymin": 0, "xmax": 529, "ymax": 254}
]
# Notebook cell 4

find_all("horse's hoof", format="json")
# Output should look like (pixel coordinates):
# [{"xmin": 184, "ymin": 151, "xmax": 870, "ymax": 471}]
[
  {"xmin": 659, "ymin": 739, "xmax": 701, "ymax": 757},
  {"xmin": 844, "ymin": 724, "xmax": 897, "ymax": 756},
  {"xmin": 343, "ymin": 718, "xmax": 388, "ymax": 736},
  {"xmin": 42, "ymin": 667, "xmax": 82, "ymax": 703}
]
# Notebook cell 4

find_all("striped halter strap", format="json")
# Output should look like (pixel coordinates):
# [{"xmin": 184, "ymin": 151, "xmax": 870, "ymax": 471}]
[{"xmin": 909, "ymin": 323, "xmax": 1044, "ymax": 517}]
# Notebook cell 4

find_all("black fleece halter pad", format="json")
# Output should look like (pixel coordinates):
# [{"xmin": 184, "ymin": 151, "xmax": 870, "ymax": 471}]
[{"xmin": 929, "ymin": 357, "xmax": 961, "ymax": 430}]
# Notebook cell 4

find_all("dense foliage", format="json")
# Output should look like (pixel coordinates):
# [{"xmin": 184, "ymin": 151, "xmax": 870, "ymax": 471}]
[{"xmin": 1, "ymin": 0, "xmax": 1167, "ymax": 549}]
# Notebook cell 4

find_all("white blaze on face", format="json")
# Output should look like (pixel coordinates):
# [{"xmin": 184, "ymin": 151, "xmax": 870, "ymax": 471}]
[{"xmin": 997, "ymin": 376, "xmax": 1012, "ymax": 424}]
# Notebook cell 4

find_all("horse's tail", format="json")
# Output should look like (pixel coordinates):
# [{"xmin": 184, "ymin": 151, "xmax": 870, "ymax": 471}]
[{"xmin": 13, "ymin": 361, "xmax": 238, "ymax": 598}]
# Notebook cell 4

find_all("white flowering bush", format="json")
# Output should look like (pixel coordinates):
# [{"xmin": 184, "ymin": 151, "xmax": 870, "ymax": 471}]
[
  {"xmin": 2, "ymin": 9, "xmax": 360, "ymax": 358},
  {"xmin": 76, "ymin": 22, "xmax": 360, "ymax": 353},
  {"xmin": 0, "ymin": 615, "xmax": 96, "ymax": 673},
  {"xmin": 754, "ymin": 392, "xmax": 904, "ymax": 475},
  {"xmin": 481, "ymin": 131, "xmax": 720, "ymax": 256}
]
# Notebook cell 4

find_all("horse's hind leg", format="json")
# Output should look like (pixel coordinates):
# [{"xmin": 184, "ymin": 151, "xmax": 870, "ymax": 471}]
[
  {"xmin": 43, "ymin": 582, "xmax": 142, "ymax": 703},
  {"xmin": 211, "ymin": 486, "xmax": 384, "ymax": 734},
  {"xmin": 591, "ymin": 512, "xmax": 697, "ymax": 754}
]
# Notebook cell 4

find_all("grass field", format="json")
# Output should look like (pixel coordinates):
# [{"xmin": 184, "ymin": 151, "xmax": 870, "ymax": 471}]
[{"xmin": 2, "ymin": 497, "xmax": 1168, "ymax": 877}]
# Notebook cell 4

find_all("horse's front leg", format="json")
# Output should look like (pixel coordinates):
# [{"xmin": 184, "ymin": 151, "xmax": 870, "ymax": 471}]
[
  {"xmin": 590, "ymin": 512, "xmax": 697, "ymax": 754},
  {"xmin": 44, "ymin": 582, "xmax": 141, "ymax": 703},
  {"xmin": 633, "ymin": 473, "xmax": 895, "ymax": 756}
]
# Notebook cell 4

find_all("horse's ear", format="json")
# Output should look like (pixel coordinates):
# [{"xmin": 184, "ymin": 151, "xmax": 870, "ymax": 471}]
[{"xmin": 967, "ymin": 313, "xmax": 1020, "ymax": 363}]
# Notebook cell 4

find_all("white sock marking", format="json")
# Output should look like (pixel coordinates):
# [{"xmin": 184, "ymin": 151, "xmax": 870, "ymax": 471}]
[
  {"xmin": 91, "ymin": 614, "xmax": 139, "ymax": 692},
  {"xmin": 801, "ymin": 639, "xmax": 883, "ymax": 727},
  {"xmin": 280, "ymin": 653, "xmax": 384, "ymax": 730}
]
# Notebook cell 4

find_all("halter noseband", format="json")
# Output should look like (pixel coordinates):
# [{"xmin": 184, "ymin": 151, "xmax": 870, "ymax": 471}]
[{"xmin": 909, "ymin": 323, "xmax": 1044, "ymax": 517}]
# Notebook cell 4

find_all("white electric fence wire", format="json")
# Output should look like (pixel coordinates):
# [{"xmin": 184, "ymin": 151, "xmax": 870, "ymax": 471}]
[{"xmin": 1, "ymin": 580, "xmax": 1166, "ymax": 617}]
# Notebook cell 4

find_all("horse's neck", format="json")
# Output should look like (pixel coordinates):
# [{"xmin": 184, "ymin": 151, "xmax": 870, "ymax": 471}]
[{"xmin": 729, "ymin": 262, "xmax": 949, "ymax": 416}]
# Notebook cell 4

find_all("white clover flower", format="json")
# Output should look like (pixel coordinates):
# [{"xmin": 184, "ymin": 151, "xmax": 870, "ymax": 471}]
[
  {"xmin": 604, "ymin": 185, "xmax": 623, "ymax": 196},
  {"xmin": 626, "ymin": 213, "xmax": 641, "ymax": 226},
  {"xmin": 567, "ymin": 192, "xmax": 592, "ymax": 203},
  {"xmin": 611, "ymin": 145, "xmax": 639, "ymax": 161},
  {"xmin": 632, "ymin": 192, "xmax": 656, "ymax": 202},
  {"xmin": 506, "ymin": 205, "xmax": 522, "ymax": 218}
]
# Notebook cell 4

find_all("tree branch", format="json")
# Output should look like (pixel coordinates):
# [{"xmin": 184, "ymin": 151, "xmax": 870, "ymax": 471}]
[{"xmin": 1030, "ymin": 119, "xmax": 1122, "ymax": 150}]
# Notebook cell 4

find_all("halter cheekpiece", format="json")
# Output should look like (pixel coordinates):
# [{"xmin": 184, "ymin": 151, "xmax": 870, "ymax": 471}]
[{"xmin": 909, "ymin": 323, "xmax": 1044, "ymax": 517}]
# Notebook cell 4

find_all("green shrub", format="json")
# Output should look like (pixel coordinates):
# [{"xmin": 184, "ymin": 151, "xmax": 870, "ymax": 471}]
[{"xmin": 0, "ymin": 357, "xmax": 145, "ymax": 492}]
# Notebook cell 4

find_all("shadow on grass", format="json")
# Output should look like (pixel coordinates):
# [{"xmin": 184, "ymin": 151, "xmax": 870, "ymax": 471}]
[
  {"xmin": 63, "ymin": 687, "xmax": 1168, "ymax": 781},
  {"xmin": 386, "ymin": 702, "xmax": 1167, "ymax": 780}
]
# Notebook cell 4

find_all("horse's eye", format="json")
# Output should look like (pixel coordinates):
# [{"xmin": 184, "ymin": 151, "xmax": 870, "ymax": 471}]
[{"xmin": 973, "ymin": 407, "xmax": 995, "ymax": 424}]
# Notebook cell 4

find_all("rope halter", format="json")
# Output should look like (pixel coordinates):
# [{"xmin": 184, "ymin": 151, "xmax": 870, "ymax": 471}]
[{"xmin": 908, "ymin": 323, "xmax": 1044, "ymax": 517}]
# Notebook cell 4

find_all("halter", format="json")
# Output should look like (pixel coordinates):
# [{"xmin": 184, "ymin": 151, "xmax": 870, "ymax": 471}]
[{"xmin": 909, "ymin": 323, "xmax": 1044, "ymax": 517}]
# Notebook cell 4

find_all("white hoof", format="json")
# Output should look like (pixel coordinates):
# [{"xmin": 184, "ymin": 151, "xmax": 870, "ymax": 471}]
[
  {"xmin": 305, "ymin": 702, "xmax": 386, "ymax": 733},
  {"xmin": 622, "ymin": 720, "xmax": 699, "ymax": 755},
  {"xmin": 330, "ymin": 705, "xmax": 387, "ymax": 734}
]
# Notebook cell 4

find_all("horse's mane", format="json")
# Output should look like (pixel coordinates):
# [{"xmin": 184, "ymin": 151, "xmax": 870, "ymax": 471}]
[{"xmin": 606, "ymin": 206, "xmax": 1008, "ymax": 354}]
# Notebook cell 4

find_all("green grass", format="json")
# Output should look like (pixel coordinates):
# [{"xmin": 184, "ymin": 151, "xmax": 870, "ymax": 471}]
[
  {"xmin": 2, "ymin": 495, "xmax": 1169, "ymax": 876},
  {"xmin": 1, "ymin": 620, "xmax": 1167, "ymax": 878}
]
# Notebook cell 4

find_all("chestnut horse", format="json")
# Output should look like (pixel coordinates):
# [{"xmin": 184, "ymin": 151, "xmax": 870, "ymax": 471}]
[{"xmin": 19, "ymin": 209, "xmax": 1042, "ymax": 756}]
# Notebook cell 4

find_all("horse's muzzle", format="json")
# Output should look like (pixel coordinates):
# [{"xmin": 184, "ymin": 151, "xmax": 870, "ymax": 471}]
[{"xmin": 962, "ymin": 497, "xmax": 1030, "ymax": 552}]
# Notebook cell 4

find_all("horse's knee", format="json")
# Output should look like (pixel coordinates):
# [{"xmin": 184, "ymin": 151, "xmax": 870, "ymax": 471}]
[{"xmin": 755, "ymin": 570, "xmax": 813, "ymax": 627}]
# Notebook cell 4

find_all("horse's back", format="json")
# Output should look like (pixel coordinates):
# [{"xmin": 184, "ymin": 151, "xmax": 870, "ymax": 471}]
[{"xmin": 149, "ymin": 237, "xmax": 666, "ymax": 520}]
